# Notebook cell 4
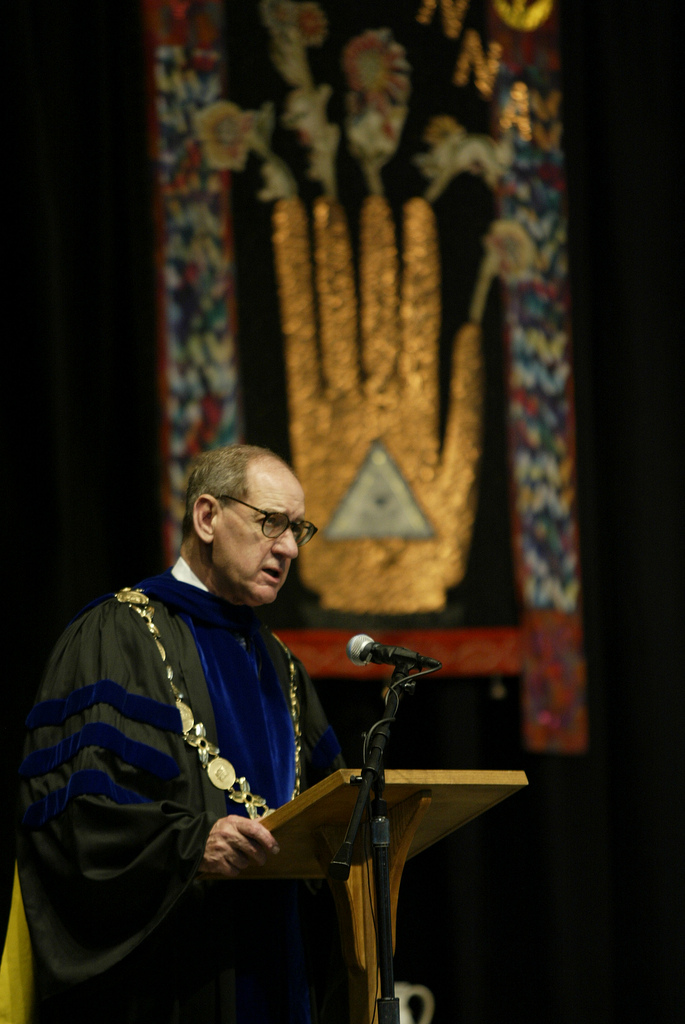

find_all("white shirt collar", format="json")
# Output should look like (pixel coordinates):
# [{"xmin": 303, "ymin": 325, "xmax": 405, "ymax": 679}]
[{"xmin": 171, "ymin": 556, "xmax": 209, "ymax": 592}]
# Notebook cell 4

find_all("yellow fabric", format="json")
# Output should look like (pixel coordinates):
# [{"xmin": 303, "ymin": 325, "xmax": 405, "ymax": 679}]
[{"xmin": 0, "ymin": 863, "xmax": 35, "ymax": 1024}]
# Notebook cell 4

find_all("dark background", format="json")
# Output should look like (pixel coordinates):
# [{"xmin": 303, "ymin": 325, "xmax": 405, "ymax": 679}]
[{"xmin": 4, "ymin": 3, "xmax": 683, "ymax": 1023}]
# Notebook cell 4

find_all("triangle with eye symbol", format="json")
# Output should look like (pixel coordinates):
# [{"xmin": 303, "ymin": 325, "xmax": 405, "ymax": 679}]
[{"xmin": 325, "ymin": 441, "xmax": 434, "ymax": 540}]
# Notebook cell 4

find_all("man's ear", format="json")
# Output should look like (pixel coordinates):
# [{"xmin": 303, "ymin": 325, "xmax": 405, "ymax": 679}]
[{"xmin": 192, "ymin": 495, "xmax": 219, "ymax": 544}]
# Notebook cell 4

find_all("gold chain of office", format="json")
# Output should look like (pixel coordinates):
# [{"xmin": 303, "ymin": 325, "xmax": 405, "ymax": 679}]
[{"xmin": 115, "ymin": 588, "xmax": 302, "ymax": 819}]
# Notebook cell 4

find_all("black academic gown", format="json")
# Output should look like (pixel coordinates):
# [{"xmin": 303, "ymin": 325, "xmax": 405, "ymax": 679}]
[{"xmin": 17, "ymin": 585, "xmax": 346, "ymax": 1024}]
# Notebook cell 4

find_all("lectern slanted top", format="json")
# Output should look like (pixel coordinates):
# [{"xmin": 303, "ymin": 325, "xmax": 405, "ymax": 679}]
[{"xmin": 239, "ymin": 767, "xmax": 528, "ymax": 877}]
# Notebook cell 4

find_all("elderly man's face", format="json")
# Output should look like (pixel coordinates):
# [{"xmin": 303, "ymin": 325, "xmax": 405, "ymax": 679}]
[{"xmin": 206, "ymin": 458, "xmax": 305, "ymax": 606}]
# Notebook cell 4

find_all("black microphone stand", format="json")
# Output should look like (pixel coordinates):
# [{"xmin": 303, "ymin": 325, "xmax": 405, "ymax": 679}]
[{"xmin": 328, "ymin": 661, "xmax": 419, "ymax": 1024}]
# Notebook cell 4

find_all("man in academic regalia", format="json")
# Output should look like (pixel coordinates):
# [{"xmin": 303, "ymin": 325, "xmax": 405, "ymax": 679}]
[{"xmin": 16, "ymin": 444, "xmax": 346, "ymax": 1024}]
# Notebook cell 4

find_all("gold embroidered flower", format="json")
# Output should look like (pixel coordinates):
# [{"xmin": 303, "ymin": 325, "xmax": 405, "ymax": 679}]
[
  {"xmin": 296, "ymin": 2, "xmax": 327, "ymax": 46},
  {"xmin": 342, "ymin": 29, "xmax": 411, "ymax": 194},
  {"xmin": 342, "ymin": 28, "xmax": 411, "ymax": 115},
  {"xmin": 483, "ymin": 220, "xmax": 537, "ymax": 281},
  {"xmin": 195, "ymin": 101, "xmax": 254, "ymax": 171}
]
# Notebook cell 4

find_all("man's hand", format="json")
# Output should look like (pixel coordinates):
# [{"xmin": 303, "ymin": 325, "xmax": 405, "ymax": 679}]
[{"xmin": 198, "ymin": 815, "xmax": 280, "ymax": 879}]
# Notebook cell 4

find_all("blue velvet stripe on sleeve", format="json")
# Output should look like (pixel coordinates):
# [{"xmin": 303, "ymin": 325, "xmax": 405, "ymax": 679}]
[
  {"xmin": 19, "ymin": 722, "xmax": 180, "ymax": 781},
  {"xmin": 22, "ymin": 769, "xmax": 152, "ymax": 828},
  {"xmin": 25, "ymin": 679, "xmax": 182, "ymax": 733},
  {"xmin": 310, "ymin": 725, "xmax": 342, "ymax": 768}
]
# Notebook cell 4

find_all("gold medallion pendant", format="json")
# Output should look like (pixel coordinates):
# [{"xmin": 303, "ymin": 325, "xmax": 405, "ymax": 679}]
[{"xmin": 207, "ymin": 757, "xmax": 238, "ymax": 791}]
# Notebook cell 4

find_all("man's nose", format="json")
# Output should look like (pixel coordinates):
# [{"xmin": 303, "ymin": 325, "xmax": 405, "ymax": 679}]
[{"xmin": 273, "ymin": 528, "xmax": 300, "ymax": 558}]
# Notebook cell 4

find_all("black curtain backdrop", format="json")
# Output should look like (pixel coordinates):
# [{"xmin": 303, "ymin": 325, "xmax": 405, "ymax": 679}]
[{"xmin": 4, "ymin": 4, "xmax": 683, "ymax": 1024}]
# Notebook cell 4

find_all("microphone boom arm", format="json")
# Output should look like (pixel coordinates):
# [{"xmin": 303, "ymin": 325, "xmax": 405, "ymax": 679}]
[{"xmin": 328, "ymin": 671, "xmax": 405, "ymax": 879}]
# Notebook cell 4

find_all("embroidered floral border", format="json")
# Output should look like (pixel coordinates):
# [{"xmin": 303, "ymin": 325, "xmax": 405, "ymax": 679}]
[{"xmin": 142, "ymin": 0, "xmax": 242, "ymax": 559}]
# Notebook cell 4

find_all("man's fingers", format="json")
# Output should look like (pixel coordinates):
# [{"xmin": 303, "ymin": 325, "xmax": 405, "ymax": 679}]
[
  {"xmin": 227, "ymin": 816, "xmax": 280, "ymax": 856},
  {"xmin": 199, "ymin": 815, "xmax": 280, "ymax": 879},
  {"xmin": 225, "ymin": 831, "xmax": 268, "ymax": 865}
]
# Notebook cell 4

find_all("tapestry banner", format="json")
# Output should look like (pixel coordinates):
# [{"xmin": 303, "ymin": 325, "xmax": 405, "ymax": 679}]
[{"xmin": 142, "ymin": 0, "xmax": 587, "ymax": 753}]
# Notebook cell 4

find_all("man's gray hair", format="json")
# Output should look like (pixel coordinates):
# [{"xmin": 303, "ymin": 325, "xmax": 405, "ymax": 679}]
[{"xmin": 181, "ymin": 444, "xmax": 292, "ymax": 538}]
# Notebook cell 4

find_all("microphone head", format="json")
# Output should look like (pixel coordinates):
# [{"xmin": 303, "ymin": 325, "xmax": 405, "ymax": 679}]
[{"xmin": 346, "ymin": 633, "xmax": 375, "ymax": 666}]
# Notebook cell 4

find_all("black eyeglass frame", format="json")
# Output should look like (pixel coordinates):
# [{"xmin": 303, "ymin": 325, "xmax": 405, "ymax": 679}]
[{"xmin": 216, "ymin": 494, "xmax": 318, "ymax": 547}]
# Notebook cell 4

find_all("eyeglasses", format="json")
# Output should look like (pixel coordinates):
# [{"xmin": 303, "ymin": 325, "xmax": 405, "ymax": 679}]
[{"xmin": 217, "ymin": 495, "xmax": 318, "ymax": 547}]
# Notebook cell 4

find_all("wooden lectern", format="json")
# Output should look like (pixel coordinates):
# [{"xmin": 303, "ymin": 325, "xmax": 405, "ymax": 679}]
[{"xmin": 241, "ymin": 768, "xmax": 528, "ymax": 1023}]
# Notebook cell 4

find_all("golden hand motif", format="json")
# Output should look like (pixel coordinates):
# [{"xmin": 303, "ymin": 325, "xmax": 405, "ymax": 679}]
[{"xmin": 272, "ymin": 195, "xmax": 484, "ymax": 615}]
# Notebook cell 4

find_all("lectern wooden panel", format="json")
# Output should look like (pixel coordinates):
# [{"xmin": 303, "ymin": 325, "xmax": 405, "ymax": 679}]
[{"xmin": 238, "ymin": 769, "xmax": 528, "ymax": 1024}]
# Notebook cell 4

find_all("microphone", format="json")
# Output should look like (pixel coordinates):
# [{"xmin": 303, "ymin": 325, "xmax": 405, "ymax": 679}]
[{"xmin": 346, "ymin": 634, "xmax": 442, "ymax": 671}]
